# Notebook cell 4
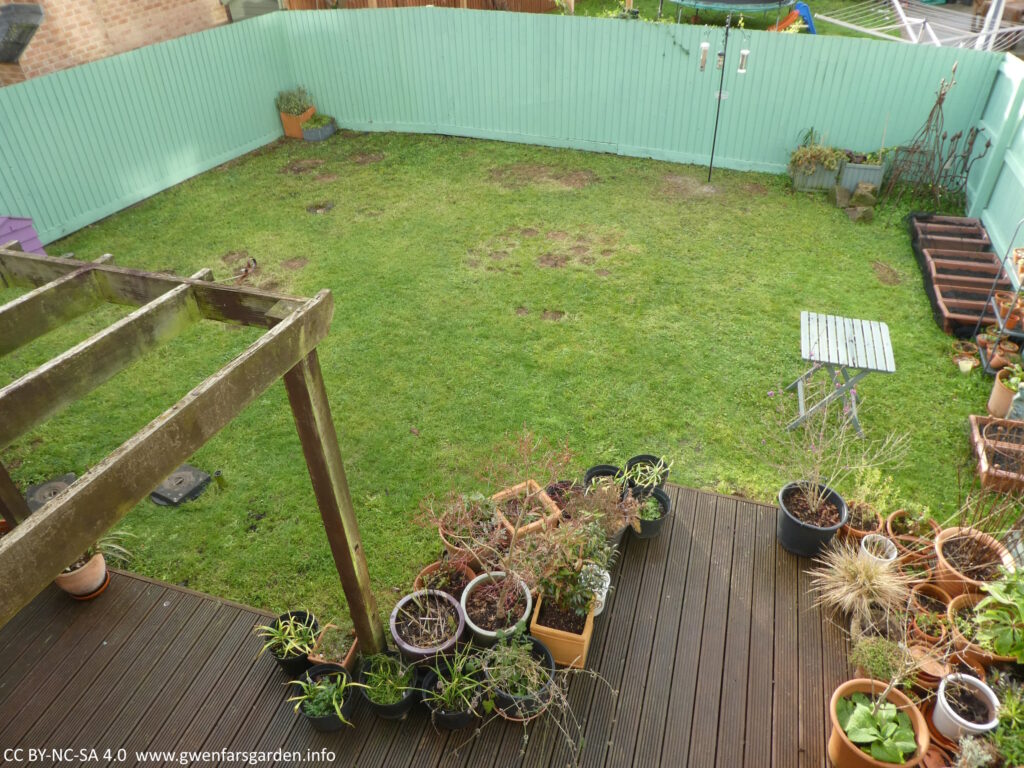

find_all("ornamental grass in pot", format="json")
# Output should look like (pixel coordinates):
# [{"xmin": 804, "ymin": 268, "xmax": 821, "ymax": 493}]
[
  {"xmin": 288, "ymin": 663, "xmax": 362, "ymax": 732},
  {"xmin": 255, "ymin": 610, "xmax": 320, "ymax": 678},
  {"xmin": 357, "ymin": 651, "xmax": 417, "ymax": 720},
  {"xmin": 420, "ymin": 644, "xmax": 485, "ymax": 730},
  {"xmin": 54, "ymin": 531, "xmax": 133, "ymax": 599},
  {"xmin": 389, "ymin": 589, "xmax": 464, "ymax": 661}
]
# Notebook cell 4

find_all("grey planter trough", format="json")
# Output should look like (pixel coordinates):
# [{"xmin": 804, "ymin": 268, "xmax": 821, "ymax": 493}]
[
  {"xmin": 790, "ymin": 163, "xmax": 838, "ymax": 192},
  {"xmin": 302, "ymin": 120, "xmax": 337, "ymax": 143},
  {"xmin": 839, "ymin": 162, "xmax": 884, "ymax": 192}
]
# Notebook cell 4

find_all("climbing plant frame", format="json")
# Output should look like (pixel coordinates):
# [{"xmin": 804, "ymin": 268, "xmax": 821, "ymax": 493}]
[{"xmin": 0, "ymin": 242, "xmax": 386, "ymax": 652}]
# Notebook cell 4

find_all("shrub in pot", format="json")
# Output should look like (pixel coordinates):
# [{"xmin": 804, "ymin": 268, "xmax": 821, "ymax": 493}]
[
  {"xmin": 482, "ymin": 630, "xmax": 555, "ymax": 719},
  {"xmin": 54, "ymin": 531, "xmax": 132, "ymax": 599},
  {"xmin": 528, "ymin": 517, "xmax": 614, "ymax": 668},
  {"xmin": 420, "ymin": 644, "xmax": 485, "ymax": 730},
  {"xmin": 778, "ymin": 481, "xmax": 849, "ymax": 558},
  {"xmin": 847, "ymin": 637, "xmax": 914, "ymax": 683},
  {"xmin": 947, "ymin": 593, "xmax": 1017, "ymax": 666},
  {"xmin": 932, "ymin": 674, "xmax": 999, "ymax": 741},
  {"xmin": 563, "ymin": 480, "xmax": 639, "ymax": 548},
  {"xmin": 934, "ymin": 526, "xmax": 1015, "ymax": 598},
  {"xmin": 276, "ymin": 87, "xmax": 315, "ymax": 139},
  {"xmin": 256, "ymin": 610, "xmax": 320, "ymax": 678},
  {"xmin": 287, "ymin": 663, "xmax": 361, "ymax": 732},
  {"xmin": 413, "ymin": 554, "xmax": 477, "ymax": 600},
  {"xmin": 389, "ymin": 589, "xmax": 464, "ymax": 661},
  {"xmin": 422, "ymin": 491, "xmax": 507, "ymax": 571},
  {"xmin": 358, "ymin": 651, "xmax": 417, "ymax": 720},
  {"xmin": 972, "ymin": 567, "xmax": 1024, "ymax": 663},
  {"xmin": 461, "ymin": 571, "xmax": 532, "ymax": 646},
  {"xmin": 633, "ymin": 487, "xmax": 672, "ymax": 540},
  {"xmin": 828, "ymin": 679, "xmax": 929, "ymax": 767},
  {"xmin": 789, "ymin": 130, "xmax": 844, "ymax": 191}
]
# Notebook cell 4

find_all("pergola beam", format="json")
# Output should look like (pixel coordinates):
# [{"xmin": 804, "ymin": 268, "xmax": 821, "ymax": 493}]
[
  {"xmin": 0, "ymin": 280, "xmax": 201, "ymax": 450},
  {"xmin": 0, "ymin": 268, "xmax": 102, "ymax": 357},
  {"xmin": 0, "ymin": 248, "xmax": 303, "ymax": 328},
  {"xmin": 0, "ymin": 291, "xmax": 335, "ymax": 628}
]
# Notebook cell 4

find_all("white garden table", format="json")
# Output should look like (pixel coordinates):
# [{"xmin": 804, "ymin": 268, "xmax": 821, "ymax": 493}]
[{"xmin": 785, "ymin": 311, "xmax": 895, "ymax": 435}]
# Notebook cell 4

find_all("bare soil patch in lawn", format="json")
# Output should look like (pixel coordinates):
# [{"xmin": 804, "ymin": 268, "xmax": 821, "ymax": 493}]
[
  {"xmin": 222, "ymin": 250, "xmax": 248, "ymax": 265},
  {"xmin": 520, "ymin": 227, "xmax": 539, "ymax": 238},
  {"xmin": 489, "ymin": 164, "xmax": 598, "ymax": 190},
  {"xmin": 872, "ymin": 261, "xmax": 902, "ymax": 285},
  {"xmin": 315, "ymin": 173, "xmax": 339, "ymax": 183},
  {"xmin": 281, "ymin": 158, "xmax": 325, "ymax": 175},
  {"xmin": 282, "ymin": 258, "xmax": 308, "ymax": 271},
  {"xmin": 307, "ymin": 201, "xmax": 335, "ymax": 215},
  {"xmin": 489, "ymin": 250, "xmax": 508, "ymax": 261},
  {"xmin": 542, "ymin": 309, "xmax": 566, "ymax": 321},
  {"xmin": 538, "ymin": 253, "xmax": 569, "ymax": 268},
  {"xmin": 351, "ymin": 152, "xmax": 384, "ymax": 165},
  {"xmin": 663, "ymin": 173, "xmax": 717, "ymax": 198},
  {"xmin": 596, "ymin": 269, "xmax": 611, "ymax": 276},
  {"xmin": 515, "ymin": 306, "xmax": 529, "ymax": 316}
]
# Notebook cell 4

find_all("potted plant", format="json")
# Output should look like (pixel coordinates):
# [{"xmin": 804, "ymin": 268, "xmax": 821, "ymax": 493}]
[
  {"xmin": 420, "ymin": 644, "xmax": 485, "ymax": 730},
  {"xmin": 947, "ymin": 593, "xmax": 1017, "ymax": 666},
  {"xmin": 54, "ymin": 531, "xmax": 132, "ymax": 599},
  {"xmin": 809, "ymin": 542, "xmax": 912, "ymax": 633},
  {"xmin": 789, "ymin": 129, "xmax": 845, "ymax": 192},
  {"xmin": 932, "ymin": 674, "xmax": 1000, "ymax": 742},
  {"xmin": 306, "ymin": 623, "xmax": 359, "ymax": 670},
  {"xmin": 413, "ymin": 554, "xmax": 477, "ymax": 599},
  {"xmin": 843, "ymin": 501, "xmax": 885, "ymax": 542},
  {"xmin": 287, "ymin": 663, "xmax": 362, "ymax": 732},
  {"xmin": 582, "ymin": 562, "xmax": 612, "ymax": 616},
  {"xmin": 861, "ymin": 534, "xmax": 898, "ymax": 564},
  {"xmin": 838, "ymin": 148, "xmax": 888, "ymax": 192},
  {"xmin": 422, "ymin": 491, "xmax": 506, "ymax": 570},
  {"xmin": 828, "ymin": 679, "xmax": 929, "ymax": 767},
  {"xmin": 255, "ymin": 610, "xmax": 320, "ymax": 677},
  {"xmin": 482, "ymin": 629, "xmax": 555, "ymax": 719},
  {"xmin": 529, "ymin": 518, "xmax": 613, "ymax": 668},
  {"xmin": 275, "ymin": 87, "xmax": 315, "ymax": 140},
  {"xmin": 909, "ymin": 611, "xmax": 948, "ymax": 649},
  {"xmin": 886, "ymin": 506, "xmax": 940, "ymax": 560},
  {"xmin": 848, "ymin": 637, "xmax": 914, "ymax": 683},
  {"xmin": 357, "ymin": 652, "xmax": 417, "ymax": 720},
  {"xmin": 934, "ymin": 521, "xmax": 1015, "ymax": 598},
  {"xmin": 973, "ymin": 567, "xmax": 1024, "ymax": 663},
  {"xmin": 620, "ymin": 454, "xmax": 672, "ymax": 496},
  {"xmin": 302, "ymin": 113, "xmax": 337, "ymax": 143},
  {"xmin": 563, "ymin": 481, "xmax": 640, "ymax": 548},
  {"xmin": 988, "ymin": 364, "xmax": 1023, "ymax": 419},
  {"xmin": 388, "ymin": 589, "xmax": 464, "ymax": 661},
  {"xmin": 461, "ymin": 570, "xmax": 533, "ymax": 646},
  {"xmin": 633, "ymin": 488, "xmax": 672, "ymax": 540},
  {"xmin": 841, "ymin": 468, "xmax": 896, "ymax": 542},
  {"xmin": 583, "ymin": 464, "xmax": 622, "ymax": 488}
]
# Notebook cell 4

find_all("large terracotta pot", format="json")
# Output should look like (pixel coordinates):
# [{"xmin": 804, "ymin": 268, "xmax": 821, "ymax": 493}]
[
  {"xmin": 934, "ymin": 527, "xmax": 1014, "ymax": 597},
  {"xmin": 947, "ymin": 593, "xmax": 1017, "ymax": 666},
  {"xmin": 280, "ymin": 106, "xmax": 315, "ymax": 139},
  {"xmin": 988, "ymin": 367, "xmax": 1017, "ymax": 418},
  {"xmin": 54, "ymin": 553, "xmax": 107, "ymax": 597},
  {"xmin": 828, "ymin": 678, "xmax": 929, "ymax": 768}
]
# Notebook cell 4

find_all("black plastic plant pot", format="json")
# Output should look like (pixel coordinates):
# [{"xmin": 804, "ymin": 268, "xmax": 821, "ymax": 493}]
[
  {"xmin": 776, "ymin": 482, "xmax": 849, "ymax": 558},
  {"xmin": 272, "ymin": 610, "xmax": 319, "ymax": 678},
  {"xmin": 485, "ymin": 636, "xmax": 555, "ymax": 719},
  {"xmin": 624, "ymin": 454, "xmax": 669, "ymax": 493},
  {"xmin": 584, "ymin": 464, "xmax": 622, "ymax": 489},
  {"xmin": 300, "ymin": 663, "xmax": 356, "ymax": 732},
  {"xmin": 421, "ymin": 670, "xmax": 479, "ymax": 730},
  {"xmin": 357, "ymin": 651, "xmax": 418, "ymax": 721},
  {"xmin": 633, "ymin": 487, "xmax": 672, "ymax": 540}
]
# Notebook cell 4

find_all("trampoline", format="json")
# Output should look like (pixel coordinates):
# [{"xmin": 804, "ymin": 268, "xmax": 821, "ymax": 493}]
[{"xmin": 662, "ymin": 0, "xmax": 796, "ymax": 23}]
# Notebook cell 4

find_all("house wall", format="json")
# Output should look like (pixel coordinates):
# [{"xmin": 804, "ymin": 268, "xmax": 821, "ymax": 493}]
[{"xmin": 0, "ymin": 0, "xmax": 229, "ymax": 86}]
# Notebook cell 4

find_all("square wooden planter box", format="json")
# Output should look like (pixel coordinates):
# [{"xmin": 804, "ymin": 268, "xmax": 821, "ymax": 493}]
[
  {"xmin": 529, "ymin": 595, "xmax": 594, "ymax": 669},
  {"xmin": 969, "ymin": 414, "xmax": 1024, "ymax": 492},
  {"xmin": 493, "ymin": 480, "xmax": 560, "ymax": 540}
]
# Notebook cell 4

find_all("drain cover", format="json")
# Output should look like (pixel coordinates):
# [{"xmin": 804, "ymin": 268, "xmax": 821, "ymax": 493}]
[
  {"xmin": 25, "ymin": 473, "xmax": 77, "ymax": 512},
  {"xmin": 150, "ymin": 464, "xmax": 211, "ymax": 507}
]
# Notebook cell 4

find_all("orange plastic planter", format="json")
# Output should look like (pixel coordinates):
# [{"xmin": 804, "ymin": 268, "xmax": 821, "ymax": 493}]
[
  {"xmin": 529, "ymin": 596, "xmax": 594, "ymax": 669},
  {"xmin": 280, "ymin": 106, "xmax": 315, "ymax": 139}
]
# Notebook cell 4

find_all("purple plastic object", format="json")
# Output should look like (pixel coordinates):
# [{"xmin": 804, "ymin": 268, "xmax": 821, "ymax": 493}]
[
  {"xmin": 0, "ymin": 216, "xmax": 46, "ymax": 255},
  {"xmin": 389, "ymin": 589, "xmax": 464, "ymax": 661}
]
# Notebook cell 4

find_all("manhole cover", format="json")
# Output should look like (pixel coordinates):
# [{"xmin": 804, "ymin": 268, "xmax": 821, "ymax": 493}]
[
  {"xmin": 25, "ymin": 473, "xmax": 77, "ymax": 512},
  {"xmin": 150, "ymin": 464, "xmax": 211, "ymax": 507}
]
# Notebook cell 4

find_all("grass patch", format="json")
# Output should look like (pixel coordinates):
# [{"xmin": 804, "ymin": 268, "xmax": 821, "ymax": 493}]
[{"xmin": 0, "ymin": 130, "xmax": 988, "ymax": 631}]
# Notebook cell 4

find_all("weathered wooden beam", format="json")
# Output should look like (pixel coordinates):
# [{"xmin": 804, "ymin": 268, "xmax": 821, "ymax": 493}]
[
  {"xmin": 0, "ymin": 268, "xmax": 102, "ymax": 357},
  {"xmin": 284, "ymin": 350, "xmax": 386, "ymax": 654},
  {"xmin": 0, "ymin": 291, "xmax": 334, "ymax": 628},
  {"xmin": 0, "ymin": 463, "xmax": 29, "ymax": 526},
  {"xmin": 0, "ymin": 248, "xmax": 303, "ymax": 328},
  {"xmin": 0, "ymin": 280, "xmax": 201, "ymax": 450}
]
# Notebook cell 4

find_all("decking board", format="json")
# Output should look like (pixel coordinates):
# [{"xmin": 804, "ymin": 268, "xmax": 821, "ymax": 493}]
[{"xmin": 0, "ymin": 486, "xmax": 845, "ymax": 767}]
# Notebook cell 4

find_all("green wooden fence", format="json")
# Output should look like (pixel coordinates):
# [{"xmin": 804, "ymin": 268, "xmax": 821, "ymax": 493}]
[{"xmin": 0, "ymin": 8, "xmax": 1006, "ymax": 244}]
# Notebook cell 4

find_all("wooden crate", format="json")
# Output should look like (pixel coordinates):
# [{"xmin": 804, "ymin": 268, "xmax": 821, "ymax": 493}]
[{"xmin": 969, "ymin": 414, "xmax": 1024, "ymax": 492}]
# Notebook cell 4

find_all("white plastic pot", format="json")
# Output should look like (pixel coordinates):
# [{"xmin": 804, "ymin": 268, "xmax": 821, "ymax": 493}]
[
  {"xmin": 460, "ymin": 571, "xmax": 532, "ymax": 646},
  {"xmin": 933, "ymin": 674, "xmax": 999, "ymax": 741},
  {"xmin": 860, "ymin": 533, "xmax": 898, "ymax": 564},
  {"xmin": 584, "ymin": 566, "xmax": 612, "ymax": 616}
]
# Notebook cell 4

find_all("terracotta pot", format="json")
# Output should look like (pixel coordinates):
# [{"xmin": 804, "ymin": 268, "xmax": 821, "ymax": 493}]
[
  {"xmin": 413, "ymin": 559, "xmax": 477, "ymax": 593},
  {"xmin": 885, "ymin": 511, "xmax": 940, "ymax": 559},
  {"xmin": 280, "ymin": 106, "xmax": 315, "ymax": 139},
  {"xmin": 492, "ymin": 480, "xmax": 561, "ymax": 540},
  {"xmin": 839, "ymin": 503, "xmax": 883, "ymax": 542},
  {"xmin": 947, "ymin": 593, "xmax": 1017, "ymax": 666},
  {"xmin": 989, "ymin": 368, "xmax": 1017, "ymax": 418},
  {"xmin": 54, "ymin": 553, "xmax": 107, "ymax": 597},
  {"xmin": 528, "ymin": 595, "xmax": 595, "ymax": 670},
  {"xmin": 911, "ymin": 582, "xmax": 952, "ymax": 612},
  {"xmin": 898, "ymin": 551, "xmax": 935, "ymax": 584},
  {"xmin": 828, "ymin": 678, "xmax": 929, "ymax": 768},
  {"xmin": 934, "ymin": 527, "xmax": 1014, "ymax": 597},
  {"xmin": 306, "ymin": 625, "xmax": 360, "ymax": 671},
  {"xmin": 953, "ymin": 340, "xmax": 979, "ymax": 357}
]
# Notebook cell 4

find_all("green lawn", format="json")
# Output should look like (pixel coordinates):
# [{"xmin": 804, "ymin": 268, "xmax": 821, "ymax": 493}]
[{"xmin": 0, "ymin": 131, "xmax": 988, "ymax": 631}]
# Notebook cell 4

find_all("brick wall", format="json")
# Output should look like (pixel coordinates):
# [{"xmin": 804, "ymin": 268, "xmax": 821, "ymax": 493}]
[{"xmin": 0, "ymin": 0, "xmax": 228, "ymax": 86}]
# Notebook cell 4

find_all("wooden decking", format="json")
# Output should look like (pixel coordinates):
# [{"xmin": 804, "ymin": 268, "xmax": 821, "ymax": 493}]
[{"xmin": 0, "ymin": 486, "xmax": 847, "ymax": 767}]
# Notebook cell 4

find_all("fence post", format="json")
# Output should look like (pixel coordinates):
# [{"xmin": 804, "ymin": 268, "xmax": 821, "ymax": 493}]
[{"xmin": 969, "ymin": 54, "xmax": 1024, "ymax": 220}]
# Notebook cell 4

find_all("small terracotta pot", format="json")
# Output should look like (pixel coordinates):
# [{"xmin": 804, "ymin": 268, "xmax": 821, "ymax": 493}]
[
  {"xmin": 911, "ymin": 582, "xmax": 952, "ymax": 612},
  {"xmin": 54, "ymin": 553, "xmax": 107, "ymax": 597},
  {"xmin": 828, "ymin": 679, "xmax": 929, "ymax": 768},
  {"xmin": 953, "ymin": 340, "xmax": 979, "ymax": 357},
  {"xmin": 885, "ymin": 510, "xmax": 940, "ymax": 559},
  {"xmin": 989, "ymin": 367, "xmax": 1018, "ymax": 418},
  {"xmin": 413, "ymin": 559, "xmax": 477, "ymax": 593},
  {"xmin": 934, "ymin": 527, "xmax": 1014, "ymax": 597},
  {"xmin": 839, "ymin": 503, "xmax": 883, "ymax": 542},
  {"xmin": 947, "ymin": 593, "xmax": 1017, "ymax": 666}
]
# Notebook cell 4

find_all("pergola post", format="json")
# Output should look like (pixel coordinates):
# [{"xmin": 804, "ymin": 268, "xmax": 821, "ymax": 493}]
[
  {"xmin": 283, "ymin": 349, "xmax": 386, "ymax": 654},
  {"xmin": 0, "ymin": 463, "xmax": 30, "ymax": 525}
]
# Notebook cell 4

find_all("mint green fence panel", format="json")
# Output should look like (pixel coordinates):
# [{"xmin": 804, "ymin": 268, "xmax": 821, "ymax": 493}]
[
  {"xmin": 0, "ymin": 13, "xmax": 288, "ymax": 244},
  {"xmin": 282, "ymin": 9, "xmax": 1000, "ymax": 173},
  {"xmin": 969, "ymin": 54, "xmax": 1024, "ymax": 264}
]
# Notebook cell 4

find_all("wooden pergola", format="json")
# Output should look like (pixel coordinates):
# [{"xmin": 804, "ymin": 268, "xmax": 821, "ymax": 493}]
[{"xmin": 0, "ymin": 242, "xmax": 385, "ymax": 652}]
